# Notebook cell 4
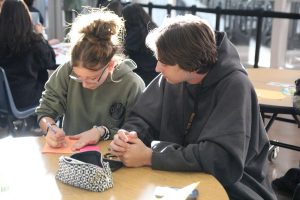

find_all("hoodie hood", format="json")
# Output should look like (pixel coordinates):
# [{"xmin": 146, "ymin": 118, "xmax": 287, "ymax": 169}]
[
  {"xmin": 109, "ymin": 59, "xmax": 137, "ymax": 81},
  {"xmin": 201, "ymin": 32, "xmax": 246, "ymax": 88}
]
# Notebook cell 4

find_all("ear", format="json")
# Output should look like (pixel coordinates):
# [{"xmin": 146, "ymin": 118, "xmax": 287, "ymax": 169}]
[{"xmin": 107, "ymin": 60, "xmax": 115, "ymax": 73}]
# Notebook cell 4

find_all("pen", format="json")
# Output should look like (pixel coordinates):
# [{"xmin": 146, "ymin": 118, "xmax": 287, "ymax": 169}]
[{"xmin": 47, "ymin": 122, "xmax": 57, "ymax": 134}]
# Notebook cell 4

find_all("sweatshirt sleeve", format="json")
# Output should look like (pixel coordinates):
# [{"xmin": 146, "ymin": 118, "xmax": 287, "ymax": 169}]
[
  {"xmin": 122, "ymin": 75, "xmax": 164, "ymax": 145},
  {"xmin": 35, "ymin": 62, "xmax": 71, "ymax": 122},
  {"xmin": 153, "ymin": 74, "xmax": 268, "ymax": 186},
  {"xmin": 129, "ymin": 73, "xmax": 268, "ymax": 187}
]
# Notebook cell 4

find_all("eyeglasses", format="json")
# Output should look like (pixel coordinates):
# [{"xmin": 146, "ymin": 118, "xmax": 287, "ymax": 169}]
[{"xmin": 69, "ymin": 64, "xmax": 109, "ymax": 84}]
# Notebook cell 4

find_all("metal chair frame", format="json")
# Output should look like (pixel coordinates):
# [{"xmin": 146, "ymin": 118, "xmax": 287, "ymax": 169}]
[{"xmin": 0, "ymin": 67, "xmax": 37, "ymax": 133}]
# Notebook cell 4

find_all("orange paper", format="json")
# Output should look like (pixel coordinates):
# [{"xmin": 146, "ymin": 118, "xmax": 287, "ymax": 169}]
[{"xmin": 42, "ymin": 136, "xmax": 77, "ymax": 154}]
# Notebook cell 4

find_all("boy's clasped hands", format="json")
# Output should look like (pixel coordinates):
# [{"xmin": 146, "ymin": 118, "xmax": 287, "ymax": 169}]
[{"xmin": 109, "ymin": 129, "xmax": 153, "ymax": 167}]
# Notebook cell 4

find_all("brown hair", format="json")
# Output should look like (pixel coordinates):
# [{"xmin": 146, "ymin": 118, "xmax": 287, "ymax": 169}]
[
  {"xmin": 68, "ymin": 8, "xmax": 124, "ymax": 71},
  {"xmin": 146, "ymin": 15, "xmax": 217, "ymax": 74},
  {"xmin": 0, "ymin": 0, "xmax": 43, "ymax": 58}
]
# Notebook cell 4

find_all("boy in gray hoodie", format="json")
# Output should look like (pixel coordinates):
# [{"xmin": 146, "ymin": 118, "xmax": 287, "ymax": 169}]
[{"xmin": 109, "ymin": 15, "xmax": 277, "ymax": 200}]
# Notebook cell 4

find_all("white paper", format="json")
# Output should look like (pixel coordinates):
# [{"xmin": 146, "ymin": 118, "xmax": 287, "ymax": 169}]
[{"xmin": 154, "ymin": 181, "xmax": 200, "ymax": 200}]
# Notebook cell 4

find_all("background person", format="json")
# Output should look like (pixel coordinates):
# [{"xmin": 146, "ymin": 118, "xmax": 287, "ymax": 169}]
[
  {"xmin": 98, "ymin": 0, "xmax": 122, "ymax": 17},
  {"xmin": 0, "ymin": 0, "xmax": 4, "ymax": 11},
  {"xmin": 0, "ymin": 0, "xmax": 56, "ymax": 111},
  {"xmin": 36, "ymin": 8, "xmax": 145, "ymax": 150},
  {"xmin": 24, "ymin": 0, "xmax": 44, "ymax": 25},
  {"xmin": 109, "ymin": 15, "xmax": 276, "ymax": 200},
  {"xmin": 122, "ymin": 3, "xmax": 158, "ymax": 85}
]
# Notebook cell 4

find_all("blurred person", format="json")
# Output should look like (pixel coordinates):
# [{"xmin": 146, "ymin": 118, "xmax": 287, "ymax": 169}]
[
  {"xmin": 0, "ymin": 0, "xmax": 56, "ymax": 110},
  {"xmin": 24, "ymin": 0, "xmax": 44, "ymax": 25},
  {"xmin": 0, "ymin": 0, "xmax": 4, "ymax": 11},
  {"xmin": 63, "ymin": 0, "xmax": 83, "ymax": 35},
  {"xmin": 97, "ymin": 0, "xmax": 122, "ymax": 17},
  {"xmin": 122, "ymin": 3, "xmax": 158, "ymax": 85},
  {"xmin": 36, "ymin": 8, "xmax": 145, "ymax": 150}
]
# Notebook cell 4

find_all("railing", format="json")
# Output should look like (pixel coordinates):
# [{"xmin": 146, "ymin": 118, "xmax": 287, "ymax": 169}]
[{"xmin": 122, "ymin": 2, "xmax": 300, "ymax": 68}]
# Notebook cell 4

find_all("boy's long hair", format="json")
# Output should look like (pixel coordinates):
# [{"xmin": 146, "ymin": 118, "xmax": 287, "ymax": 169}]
[{"xmin": 146, "ymin": 15, "xmax": 217, "ymax": 74}]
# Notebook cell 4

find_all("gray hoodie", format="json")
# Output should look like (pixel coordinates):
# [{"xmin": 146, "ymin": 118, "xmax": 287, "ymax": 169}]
[{"xmin": 123, "ymin": 32, "xmax": 277, "ymax": 200}]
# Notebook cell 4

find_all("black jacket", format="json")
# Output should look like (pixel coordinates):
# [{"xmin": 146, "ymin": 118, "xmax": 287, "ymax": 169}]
[
  {"xmin": 0, "ymin": 39, "xmax": 56, "ymax": 109},
  {"xmin": 125, "ymin": 26, "xmax": 158, "ymax": 85}
]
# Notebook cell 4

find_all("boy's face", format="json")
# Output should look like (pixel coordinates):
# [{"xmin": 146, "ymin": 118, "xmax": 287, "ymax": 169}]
[{"xmin": 155, "ymin": 61, "xmax": 189, "ymax": 84}]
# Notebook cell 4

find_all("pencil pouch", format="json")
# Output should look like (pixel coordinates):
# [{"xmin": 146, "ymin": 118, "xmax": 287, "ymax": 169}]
[{"xmin": 55, "ymin": 151, "xmax": 113, "ymax": 192}]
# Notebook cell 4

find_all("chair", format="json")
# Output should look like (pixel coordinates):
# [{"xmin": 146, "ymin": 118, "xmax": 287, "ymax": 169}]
[{"xmin": 0, "ymin": 67, "xmax": 37, "ymax": 133}]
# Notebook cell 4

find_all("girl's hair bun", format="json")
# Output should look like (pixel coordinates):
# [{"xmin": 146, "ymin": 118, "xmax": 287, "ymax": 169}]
[{"xmin": 81, "ymin": 20, "xmax": 116, "ymax": 44}]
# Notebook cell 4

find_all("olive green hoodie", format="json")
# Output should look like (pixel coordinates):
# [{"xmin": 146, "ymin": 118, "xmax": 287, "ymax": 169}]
[{"xmin": 36, "ymin": 59, "xmax": 145, "ymax": 136}]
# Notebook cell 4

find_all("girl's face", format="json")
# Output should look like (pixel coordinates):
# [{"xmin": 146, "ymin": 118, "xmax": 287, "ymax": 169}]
[{"xmin": 70, "ymin": 63, "xmax": 109, "ymax": 90}]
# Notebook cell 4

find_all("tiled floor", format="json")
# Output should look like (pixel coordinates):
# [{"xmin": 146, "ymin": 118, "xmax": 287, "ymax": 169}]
[{"xmin": 0, "ymin": 115, "xmax": 299, "ymax": 200}]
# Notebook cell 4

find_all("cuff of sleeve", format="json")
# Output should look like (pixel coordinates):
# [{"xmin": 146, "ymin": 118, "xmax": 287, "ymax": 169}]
[{"xmin": 94, "ymin": 125, "xmax": 110, "ymax": 141}]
